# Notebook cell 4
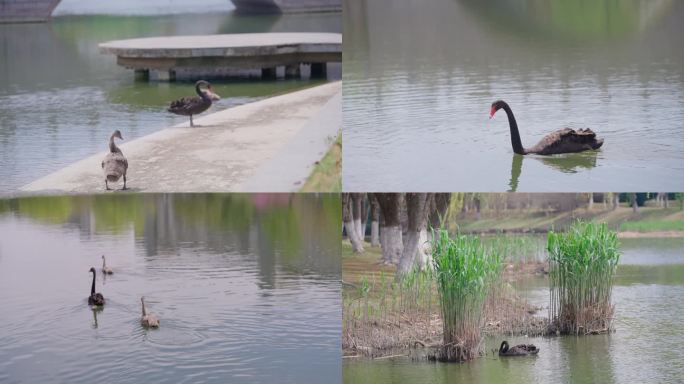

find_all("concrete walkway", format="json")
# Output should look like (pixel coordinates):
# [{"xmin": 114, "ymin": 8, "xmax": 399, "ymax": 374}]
[{"xmin": 21, "ymin": 81, "xmax": 341, "ymax": 194}]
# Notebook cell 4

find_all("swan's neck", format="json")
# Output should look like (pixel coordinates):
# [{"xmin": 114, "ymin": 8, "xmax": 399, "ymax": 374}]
[
  {"xmin": 502, "ymin": 104, "xmax": 526, "ymax": 155},
  {"xmin": 141, "ymin": 299, "xmax": 146, "ymax": 316},
  {"xmin": 196, "ymin": 83, "xmax": 211, "ymax": 101},
  {"xmin": 109, "ymin": 136, "xmax": 120, "ymax": 153},
  {"xmin": 91, "ymin": 271, "xmax": 96, "ymax": 296}
]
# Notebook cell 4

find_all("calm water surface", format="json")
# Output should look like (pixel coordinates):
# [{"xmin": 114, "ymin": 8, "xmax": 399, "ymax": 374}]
[
  {"xmin": 0, "ymin": 194, "xmax": 341, "ymax": 383},
  {"xmin": 343, "ymin": 0, "xmax": 684, "ymax": 191},
  {"xmin": 0, "ymin": 9, "xmax": 341, "ymax": 191},
  {"xmin": 344, "ymin": 237, "xmax": 684, "ymax": 383}
]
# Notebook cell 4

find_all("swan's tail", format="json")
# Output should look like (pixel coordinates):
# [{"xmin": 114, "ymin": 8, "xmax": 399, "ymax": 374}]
[{"xmin": 593, "ymin": 138, "xmax": 605, "ymax": 150}]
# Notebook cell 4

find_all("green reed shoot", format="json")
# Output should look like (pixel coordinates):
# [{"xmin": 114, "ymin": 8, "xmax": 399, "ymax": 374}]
[
  {"xmin": 548, "ymin": 221, "xmax": 620, "ymax": 335},
  {"xmin": 431, "ymin": 229, "xmax": 502, "ymax": 361}
]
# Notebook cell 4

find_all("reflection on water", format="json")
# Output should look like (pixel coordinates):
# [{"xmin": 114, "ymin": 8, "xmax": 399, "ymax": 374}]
[
  {"xmin": 344, "ymin": 237, "xmax": 684, "ymax": 383},
  {"xmin": 509, "ymin": 151, "xmax": 599, "ymax": 191},
  {"xmin": 343, "ymin": 0, "xmax": 684, "ymax": 192},
  {"xmin": 0, "ymin": 11, "xmax": 341, "ymax": 191},
  {"xmin": 0, "ymin": 193, "xmax": 341, "ymax": 383},
  {"xmin": 460, "ymin": 0, "xmax": 675, "ymax": 41}
]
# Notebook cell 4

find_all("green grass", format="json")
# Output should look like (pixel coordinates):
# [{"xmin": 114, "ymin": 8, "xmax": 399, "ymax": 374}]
[
  {"xmin": 300, "ymin": 133, "xmax": 341, "ymax": 192},
  {"xmin": 431, "ymin": 229, "xmax": 502, "ymax": 361},
  {"xmin": 619, "ymin": 220, "xmax": 684, "ymax": 232},
  {"xmin": 547, "ymin": 221, "xmax": 620, "ymax": 335},
  {"xmin": 481, "ymin": 234, "xmax": 545, "ymax": 262}
]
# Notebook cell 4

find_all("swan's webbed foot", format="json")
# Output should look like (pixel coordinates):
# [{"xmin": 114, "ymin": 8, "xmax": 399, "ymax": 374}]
[
  {"xmin": 105, "ymin": 180, "xmax": 111, "ymax": 191},
  {"xmin": 190, "ymin": 115, "xmax": 194, "ymax": 127},
  {"xmin": 121, "ymin": 175, "xmax": 127, "ymax": 190}
]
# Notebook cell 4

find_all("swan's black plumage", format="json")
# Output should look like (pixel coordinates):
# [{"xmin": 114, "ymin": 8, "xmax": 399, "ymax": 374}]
[
  {"xmin": 88, "ymin": 267, "xmax": 105, "ymax": 307},
  {"xmin": 168, "ymin": 80, "xmax": 220, "ymax": 127},
  {"xmin": 490, "ymin": 100, "xmax": 603, "ymax": 155},
  {"xmin": 499, "ymin": 341, "xmax": 539, "ymax": 356}
]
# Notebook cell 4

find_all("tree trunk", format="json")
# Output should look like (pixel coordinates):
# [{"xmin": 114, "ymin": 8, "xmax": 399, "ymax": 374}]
[
  {"xmin": 360, "ymin": 194, "xmax": 369, "ymax": 241},
  {"xmin": 396, "ymin": 193, "xmax": 431, "ymax": 279},
  {"xmin": 428, "ymin": 193, "xmax": 452, "ymax": 231},
  {"xmin": 474, "ymin": 195, "xmax": 481, "ymax": 220},
  {"xmin": 613, "ymin": 193, "xmax": 619, "ymax": 210},
  {"xmin": 375, "ymin": 193, "xmax": 403, "ymax": 264},
  {"xmin": 631, "ymin": 193, "xmax": 639, "ymax": 213},
  {"xmin": 351, "ymin": 193, "xmax": 365, "ymax": 242},
  {"xmin": 369, "ymin": 194, "xmax": 381, "ymax": 247},
  {"xmin": 588, "ymin": 192, "xmax": 594, "ymax": 210},
  {"xmin": 343, "ymin": 193, "xmax": 364, "ymax": 253},
  {"xmin": 665, "ymin": 193, "xmax": 670, "ymax": 209},
  {"xmin": 416, "ymin": 227, "xmax": 431, "ymax": 269}
]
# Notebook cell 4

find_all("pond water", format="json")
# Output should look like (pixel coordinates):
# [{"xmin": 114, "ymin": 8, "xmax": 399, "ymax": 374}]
[
  {"xmin": 343, "ymin": 0, "xmax": 684, "ymax": 192},
  {"xmin": 0, "ymin": 8, "xmax": 341, "ymax": 192},
  {"xmin": 0, "ymin": 193, "xmax": 341, "ymax": 383},
  {"xmin": 343, "ymin": 236, "xmax": 684, "ymax": 383}
]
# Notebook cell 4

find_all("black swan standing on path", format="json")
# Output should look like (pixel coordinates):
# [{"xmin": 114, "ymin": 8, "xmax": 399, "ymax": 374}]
[
  {"xmin": 489, "ymin": 100, "xmax": 604, "ymax": 155},
  {"xmin": 88, "ymin": 267, "xmax": 105, "ymax": 307},
  {"xmin": 101, "ymin": 130, "xmax": 128, "ymax": 191},
  {"xmin": 168, "ymin": 80, "xmax": 221, "ymax": 127},
  {"xmin": 499, "ymin": 341, "xmax": 539, "ymax": 356}
]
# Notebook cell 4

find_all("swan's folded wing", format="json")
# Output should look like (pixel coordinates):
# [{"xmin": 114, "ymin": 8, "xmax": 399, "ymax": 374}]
[
  {"xmin": 564, "ymin": 128, "xmax": 597, "ymax": 142},
  {"xmin": 169, "ymin": 96, "xmax": 203, "ymax": 114}
]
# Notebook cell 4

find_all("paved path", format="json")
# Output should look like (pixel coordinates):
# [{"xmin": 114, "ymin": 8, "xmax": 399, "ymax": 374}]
[{"xmin": 21, "ymin": 81, "xmax": 341, "ymax": 194}]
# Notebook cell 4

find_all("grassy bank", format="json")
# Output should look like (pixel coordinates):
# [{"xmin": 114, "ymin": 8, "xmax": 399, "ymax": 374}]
[
  {"xmin": 457, "ymin": 206, "xmax": 684, "ymax": 235},
  {"xmin": 301, "ymin": 133, "xmax": 341, "ymax": 192}
]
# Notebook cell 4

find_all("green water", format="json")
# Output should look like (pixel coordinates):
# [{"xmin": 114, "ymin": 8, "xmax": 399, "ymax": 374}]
[
  {"xmin": 0, "ymin": 193, "xmax": 341, "ymax": 383},
  {"xmin": 0, "ymin": 11, "xmax": 341, "ymax": 191},
  {"xmin": 344, "ymin": 236, "xmax": 684, "ymax": 383}
]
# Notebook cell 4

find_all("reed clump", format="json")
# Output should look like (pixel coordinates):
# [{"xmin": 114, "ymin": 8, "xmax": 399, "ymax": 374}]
[
  {"xmin": 548, "ymin": 221, "xmax": 620, "ymax": 335},
  {"xmin": 431, "ymin": 229, "xmax": 502, "ymax": 362}
]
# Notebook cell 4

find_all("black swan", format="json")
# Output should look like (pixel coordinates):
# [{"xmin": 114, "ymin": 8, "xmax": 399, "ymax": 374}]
[
  {"xmin": 140, "ymin": 297, "xmax": 160, "ymax": 328},
  {"xmin": 168, "ymin": 80, "xmax": 221, "ymax": 127},
  {"xmin": 499, "ymin": 341, "xmax": 539, "ymax": 356},
  {"xmin": 489, "ymin": 100, "xmax": 603, "ymax": 155},
  {"xmin": 101, "ymin": 255, "xmax": 113, "ymax": 275},
  {"xmin": 88, "ymin": 267, "xmax": 105, "ymax": 307},
  {"xmin": 101, "ymin": 130, "xmax": 128, "ymax": 191}
]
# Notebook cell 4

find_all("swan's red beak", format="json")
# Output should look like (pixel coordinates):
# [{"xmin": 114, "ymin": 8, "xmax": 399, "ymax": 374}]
[{"xmin": 489, "ymin": 106, "xmax": 496, "ymax": 119}]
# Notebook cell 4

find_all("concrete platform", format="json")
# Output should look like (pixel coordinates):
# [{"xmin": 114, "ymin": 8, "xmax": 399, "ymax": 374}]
[
  {"xmin": 99, "ymin": 33, "xmax": 342, "ymax": 81},
  {"xmin": 231, "ymin": 0, "xmax": 341, "ymax": 14},
  {"xmin": 21, "ymin": 81, "xmax": 341, "ymax": 194}
]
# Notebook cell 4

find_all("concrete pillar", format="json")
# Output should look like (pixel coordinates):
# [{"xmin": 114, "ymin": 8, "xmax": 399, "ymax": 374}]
[
  {"xmin": 261, "ymin": 67, "xmax": 277, "ymax": 79},
  {"xmin": 150, "ymin": 69, "xmax": 175, "ymax": 82},
  {"xmin": 310, "ymin": 63, "xmax": 327, "ymax": 78},
  {"xmin": 285, "ymin": 64, "xmax": 301, "ymax": 79}
]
